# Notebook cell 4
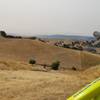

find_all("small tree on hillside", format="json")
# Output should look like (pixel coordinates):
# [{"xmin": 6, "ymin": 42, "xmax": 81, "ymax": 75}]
[
  {"xmin": 29, "ymin": 58, "xmax": 36, "ymax": 65},
  {"xmin": 51, "ymin": 61, "xmax": 60, "ymax": 70}
]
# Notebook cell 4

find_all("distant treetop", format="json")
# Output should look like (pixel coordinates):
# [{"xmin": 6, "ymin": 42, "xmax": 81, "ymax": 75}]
[{"xmin": 0, "ymin": 31, "xmax": 7, "ymax": 37}]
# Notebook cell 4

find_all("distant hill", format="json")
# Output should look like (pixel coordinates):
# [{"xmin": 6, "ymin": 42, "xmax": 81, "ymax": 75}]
[{"xmin": 37, "ymin": 34, "xmax": 94, "ymax": 41}]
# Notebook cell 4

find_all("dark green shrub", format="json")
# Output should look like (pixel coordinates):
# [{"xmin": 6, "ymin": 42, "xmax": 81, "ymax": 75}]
[
  {"xmin": 51, "ymin": 61, "xmax": 60, "ymax": 70},
  {"xmin": 29, "ymin": 37, "xmax": 37, "ymax": 40},
  {"xmin": 72, "ymin": 66, "xmax": 77, "ymax": 71},
  {"xmin": 29, "ymin": 58, "xmax": 36, "ymax": 65},
  {"xmin": 0, "ymin": 31, "xmax": 7, "ymax": 37},
  {"xmin": 63, "ymin": 44, "xmax": 70, "ymax": 48},
  {"xmin": 6, "ymin": 35, "xmax": 22, "ymax": 39}
]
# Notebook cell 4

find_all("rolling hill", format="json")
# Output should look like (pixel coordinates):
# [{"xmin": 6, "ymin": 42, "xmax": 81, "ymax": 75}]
[
  {"xmin": 37, "ymin": 34, "xmax": 94, "ymax": 41},
  {"xmin": 0, "ymin": 38, "xmax": 99, "ymax": 100},
  {"xmin": 0, "ymin": 38, "xmax": 100, "ymax": 70}
]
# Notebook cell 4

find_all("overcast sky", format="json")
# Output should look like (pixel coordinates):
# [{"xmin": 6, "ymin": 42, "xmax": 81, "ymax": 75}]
[{"xmin": 0, "ymin": 0, "xmax": 100, "ymax": 36}]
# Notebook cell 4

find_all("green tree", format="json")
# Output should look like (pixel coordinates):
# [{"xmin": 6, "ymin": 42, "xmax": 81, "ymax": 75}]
[
  {"xmin": 29, "ymin": 58, "xmax": 36, "ymax": 65},
  {"xmin": 51, "ymin": 61, "xmax": 60, "ymax": 70},
  {"xmin": 0, "ymin": 31, "xmax": 7, "ymax": 37}
]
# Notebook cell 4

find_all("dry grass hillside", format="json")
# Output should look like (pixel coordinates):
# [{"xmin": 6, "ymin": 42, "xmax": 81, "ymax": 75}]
[
  {"xmin": 83, "ymin": 64, "xmax": 100, "ymax": 80},
  {"xmin": 0, "ymin": 38, "xmax": 100, "ymax": 100},
  {"xmin": 0, "ymin": 66, "xmax": 100, "ymax": 100},
  {"xmin": 0, "ymin": 38, "xmax": 81, "ymax": 69},
  {"xmin": 0, "ymin": 38, "xmax": 100, "ymax": 70},
  {"xmin": 81, "ymin": 51, "xmax": 100, "ymax": 69}
]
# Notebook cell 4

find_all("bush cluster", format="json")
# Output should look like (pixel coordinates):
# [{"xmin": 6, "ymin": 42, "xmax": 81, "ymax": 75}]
[
  {"xmin": 51, "ymin": 61, "xmax": 60, "ymax": 70},
  {"xmin": 0, "ymin": 31, "xmax": 7, "ymax": 37},
  {"xmin": 29, "ymin": 37, "xmax": 37, "ymax": 40},
  {"xmin": 29, "ymin": 58, "xmax": 36, "ymax": 65}
]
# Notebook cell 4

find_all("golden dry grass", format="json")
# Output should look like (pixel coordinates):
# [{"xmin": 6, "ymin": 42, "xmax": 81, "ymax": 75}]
[
  {"xmin": 0, "ymin": 69, "xmax": 99, "ymax": 100},
  {"xmin": 81, "ymin": 51, "xmax": 100, "ymax": 68},
  {"xmin": 83, "ymin": 64, "xmax": 100, "ymax": 80},
  {"xmin": 0, "ymin": 38, "xmax": 100, "ymax": 70},
  {"xmin": 0, "ymin": 59, "xmax": 32, "ymax": 70},
  {"xmin": 0, "ymin": 38, "xmax": 99, "ymax": 100},
  {"xmin": 0, "ymin": 66, "xmax": 100, "ymax": 100},
  {"xmin": 0, "ymin": 38, "xmax": 81, "ymax": 69}
]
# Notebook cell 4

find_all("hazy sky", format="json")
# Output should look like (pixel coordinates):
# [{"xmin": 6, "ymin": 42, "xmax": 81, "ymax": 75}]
[{"xmin": 0, "ymin": 0, "xmax": 100, "ymax": 36}]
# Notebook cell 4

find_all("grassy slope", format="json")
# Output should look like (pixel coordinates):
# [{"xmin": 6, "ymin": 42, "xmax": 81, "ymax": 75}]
[
  {"xmin": 0, "ymin": 70, "xmax": 94, "ymax": 100},
  {"xmin": 0, "ymin": 38, "xmax": 100, "ymax": 69},
  {"xmin": 0, "ymin": 38, "xmax": 99, "ymax": 100},
  {"xmin": 81, "ymin": 51, "xmax": 100, "ymax": 69},
  {"xmin": 83, "ymin": 64, "xmax": 100, "ymax": 80},
  {"xmin": 0, "ymin": 38, "xmax": 81, "ymax": 69},
  {"xmin": 0, "ymin": 67, "xmax": 99, "ymax": 100}
]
